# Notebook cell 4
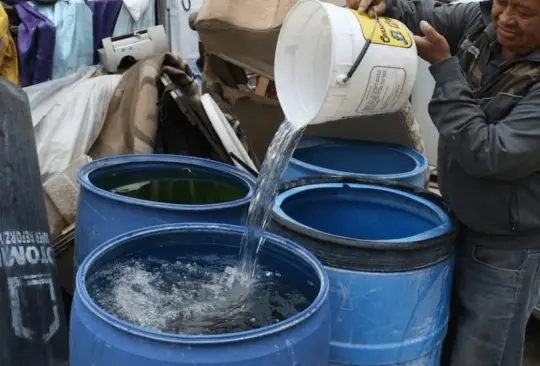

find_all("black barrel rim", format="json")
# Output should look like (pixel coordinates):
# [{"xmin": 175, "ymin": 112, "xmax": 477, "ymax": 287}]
[{"xmin": 271, "ymin": 175, "xmax": 458, "ymax": 272}]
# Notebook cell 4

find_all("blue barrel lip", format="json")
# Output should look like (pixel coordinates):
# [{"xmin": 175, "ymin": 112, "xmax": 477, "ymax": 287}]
[
  {"xmin": 274, "ymin": 182, "xmax": 452, "ymax": 245},
  {"xmin": 290, "ymin": 138, "xmax": 428, "ymax": 180},
  {"xmin": 76, "ymin": 223, "xmax": 330, "ymax": 345},
  {"xmin": 271, "ymin": 176, "xmax": 457, "ymax": 272},
  {"xmin": 77, "ymin": 154, "xmax": 256, "ymax": 212}
]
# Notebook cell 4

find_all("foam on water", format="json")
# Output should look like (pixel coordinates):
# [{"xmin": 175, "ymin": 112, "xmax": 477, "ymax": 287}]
[
  {"xmin": 239, "ymin": 120, "xmax": 305, "ymax": 277},
  {"xmin": 87, "ymin": 254, "xmax": 312, "ymax": 335}
]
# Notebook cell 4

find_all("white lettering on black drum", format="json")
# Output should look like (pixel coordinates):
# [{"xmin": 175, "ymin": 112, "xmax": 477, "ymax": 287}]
[{"xmin": 0, "ymin": 231, "xmax": 55, "ymax": 268}]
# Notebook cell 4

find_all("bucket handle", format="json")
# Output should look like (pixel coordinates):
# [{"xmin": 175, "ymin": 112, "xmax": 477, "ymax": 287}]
[{"xmin": 336, "ymin": 13, "xmax": 380, "ymax": 85}]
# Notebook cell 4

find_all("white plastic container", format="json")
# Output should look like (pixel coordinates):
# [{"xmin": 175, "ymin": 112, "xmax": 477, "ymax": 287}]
[{"xmin": 274, "ymin": 0, "xmax": 418, "ymax": 127}]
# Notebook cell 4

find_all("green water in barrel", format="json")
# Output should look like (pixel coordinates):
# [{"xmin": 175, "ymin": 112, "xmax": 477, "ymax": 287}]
[{"xmin": 92, "ymin": 167, "xmax": 248, "ymax": 205}]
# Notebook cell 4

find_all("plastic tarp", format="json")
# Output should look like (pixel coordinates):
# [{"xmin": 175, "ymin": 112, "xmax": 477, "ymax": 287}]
[
  {"xmin": 32, "ymin": 0, "xmax": 94, "ymax": 80},
  {"xmin": 0, "ymin": 77, "xmax": 70, "ymax": 366},
  {"xmin": 122, "ymin": 0, "xmax": 152, "ymax": 21},
  {"xmin": 24, "ymin": 66, "xmax": 121, "ymax": 183},
  {"xmin": 113, "ymin": 0, "xmax": 156, "ymax": 37},
  {"xmin": 25, "ymin": 66, "xmax": 98, "ymax": 128}
]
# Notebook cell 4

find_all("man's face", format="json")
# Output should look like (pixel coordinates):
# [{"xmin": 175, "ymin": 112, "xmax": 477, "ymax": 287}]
[{"xmin": 492, "ymin": 0, "xmax": 540, "ymax": 55}]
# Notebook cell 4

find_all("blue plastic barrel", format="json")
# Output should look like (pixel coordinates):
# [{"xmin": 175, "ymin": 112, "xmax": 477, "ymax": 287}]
[
  {"xmin": 271, "ymin": 176, "xmax": 456, "ymax": 366},
  {"xmin": 75, "ymin": 155, "xmax": 256, "ymax": 268},
  {"xmin": 283, "ymin": 137, "xmax": 428, "ymax": 188},
  {"xmin": 71, "ymin": 223, "xmax": 331, "ymax": 366}
]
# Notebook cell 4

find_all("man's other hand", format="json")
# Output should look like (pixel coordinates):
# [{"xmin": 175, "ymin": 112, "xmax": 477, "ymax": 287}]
[{"xmin": 414, "ymin": 21, "xmax": 451, "ymax": 63}]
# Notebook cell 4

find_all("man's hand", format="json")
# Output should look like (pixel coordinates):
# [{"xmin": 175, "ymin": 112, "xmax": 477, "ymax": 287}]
[
  {"xmin": 413, "ymin": 21, "xmax": 451, "ymax": 64},
  {"xmin": 347, "ymin": 0, "xmax": 386, "ymax": 17}
]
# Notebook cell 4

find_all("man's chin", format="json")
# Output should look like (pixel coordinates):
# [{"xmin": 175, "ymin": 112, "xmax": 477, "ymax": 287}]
[
  {"xmin": 497, "ymin": 32, "xmax": 517, "ymax": 47},
  {"xmin": 497, "ymin": 27, "xmax": 521, "ymax": 42}
]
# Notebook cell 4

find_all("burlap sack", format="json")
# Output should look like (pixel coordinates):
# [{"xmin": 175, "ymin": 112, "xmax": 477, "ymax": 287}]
[{"xmin": 195, "ymin": 0, "xmax": 346, "ymax": 78}]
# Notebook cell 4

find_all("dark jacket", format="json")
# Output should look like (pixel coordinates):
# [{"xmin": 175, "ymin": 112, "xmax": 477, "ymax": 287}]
[{"xmin": 385, "ymin": 0, "xmax": 540, "ymax": 248}]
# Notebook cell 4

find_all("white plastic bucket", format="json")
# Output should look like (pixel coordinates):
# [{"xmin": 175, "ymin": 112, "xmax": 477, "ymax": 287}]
[{"xmin": 275, "ymin": 0, "xmax": 418, "ymax": 127}]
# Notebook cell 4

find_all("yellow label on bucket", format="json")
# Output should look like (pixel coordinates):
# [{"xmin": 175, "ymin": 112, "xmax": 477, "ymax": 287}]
[{"xmin": 351, "ymin": 11, "xmax": 413, "ymax": 48}]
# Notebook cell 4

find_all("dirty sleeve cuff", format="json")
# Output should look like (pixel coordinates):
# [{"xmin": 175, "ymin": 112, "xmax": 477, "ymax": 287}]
[{"xmin": 429, "ymin": 57, "xmax": 464, "ymax": 86}]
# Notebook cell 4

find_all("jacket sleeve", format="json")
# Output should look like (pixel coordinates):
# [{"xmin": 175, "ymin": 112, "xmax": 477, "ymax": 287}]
[
  {"xmin": 428, "ymin": 57, "xmax": 540, "ymax": 181},
  {"xmin": 384, "ymin": 0, "xmax": 479, "ymax": 54}
]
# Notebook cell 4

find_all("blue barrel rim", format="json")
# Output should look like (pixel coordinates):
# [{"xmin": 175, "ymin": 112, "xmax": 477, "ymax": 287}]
[
  {"xmin": 77, "ymin": 154, "xmax": 256, "ymax": 212},
  {"xmin": 290, "ymin": 138, "xmax": 428, "ymax": 181},
  {"xmin": 271, "ymin": 175, "xmax": 457, "ymax": 272},
  {"xmin": 76, "ymin": 223, "xmax": 330, "ymax": 345},
  {"xmin": 274, "ymin": 182, "xmax": 452, "ymax": 244}
]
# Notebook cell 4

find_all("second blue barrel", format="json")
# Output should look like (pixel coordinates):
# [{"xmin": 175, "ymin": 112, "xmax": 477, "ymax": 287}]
[
  {"xmin": 283, "ymin": 137, "xmax": 428, "ymax": 188},
  {"xmin": 75, "ymin": 154, "xmax": 256, "ymax": 267},
  {"xmin": 271, "ymin": 176, "xmax": 456, "ymax": 366}
]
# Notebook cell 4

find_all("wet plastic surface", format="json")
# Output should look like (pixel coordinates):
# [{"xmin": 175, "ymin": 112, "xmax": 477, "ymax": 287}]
[
  {"xmin": 272, "ymin": 176, "xmax": 456, "ymax": 365},
  {"xmin": 0, "ymin": 79, "xmax": 69, "ymax": 365}
]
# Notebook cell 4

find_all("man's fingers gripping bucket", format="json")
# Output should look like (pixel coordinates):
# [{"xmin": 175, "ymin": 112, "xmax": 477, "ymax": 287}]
[{"xmin": 275, "ymin": 0, "xmax": 418, "ymax": 127}]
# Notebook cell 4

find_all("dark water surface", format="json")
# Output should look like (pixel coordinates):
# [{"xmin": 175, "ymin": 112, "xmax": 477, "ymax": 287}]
[{"xmin": 91, "ymin": 167, "xmax": 248, "ymax": 205}]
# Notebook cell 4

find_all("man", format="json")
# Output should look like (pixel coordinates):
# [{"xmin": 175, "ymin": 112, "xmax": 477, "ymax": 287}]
[{"xmin": 346, "ymin": 0, "xmax": 540, "ymax": 364}]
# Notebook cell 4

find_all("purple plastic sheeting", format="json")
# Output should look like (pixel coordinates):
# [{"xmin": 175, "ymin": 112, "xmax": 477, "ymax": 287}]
[
  {"xmin": 87, "ymin": 0, "xmax": 123, "ymax": 63},
  {"xmin": 12, "ymin": 2, "xmax": 55, "ymax": 86}
]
